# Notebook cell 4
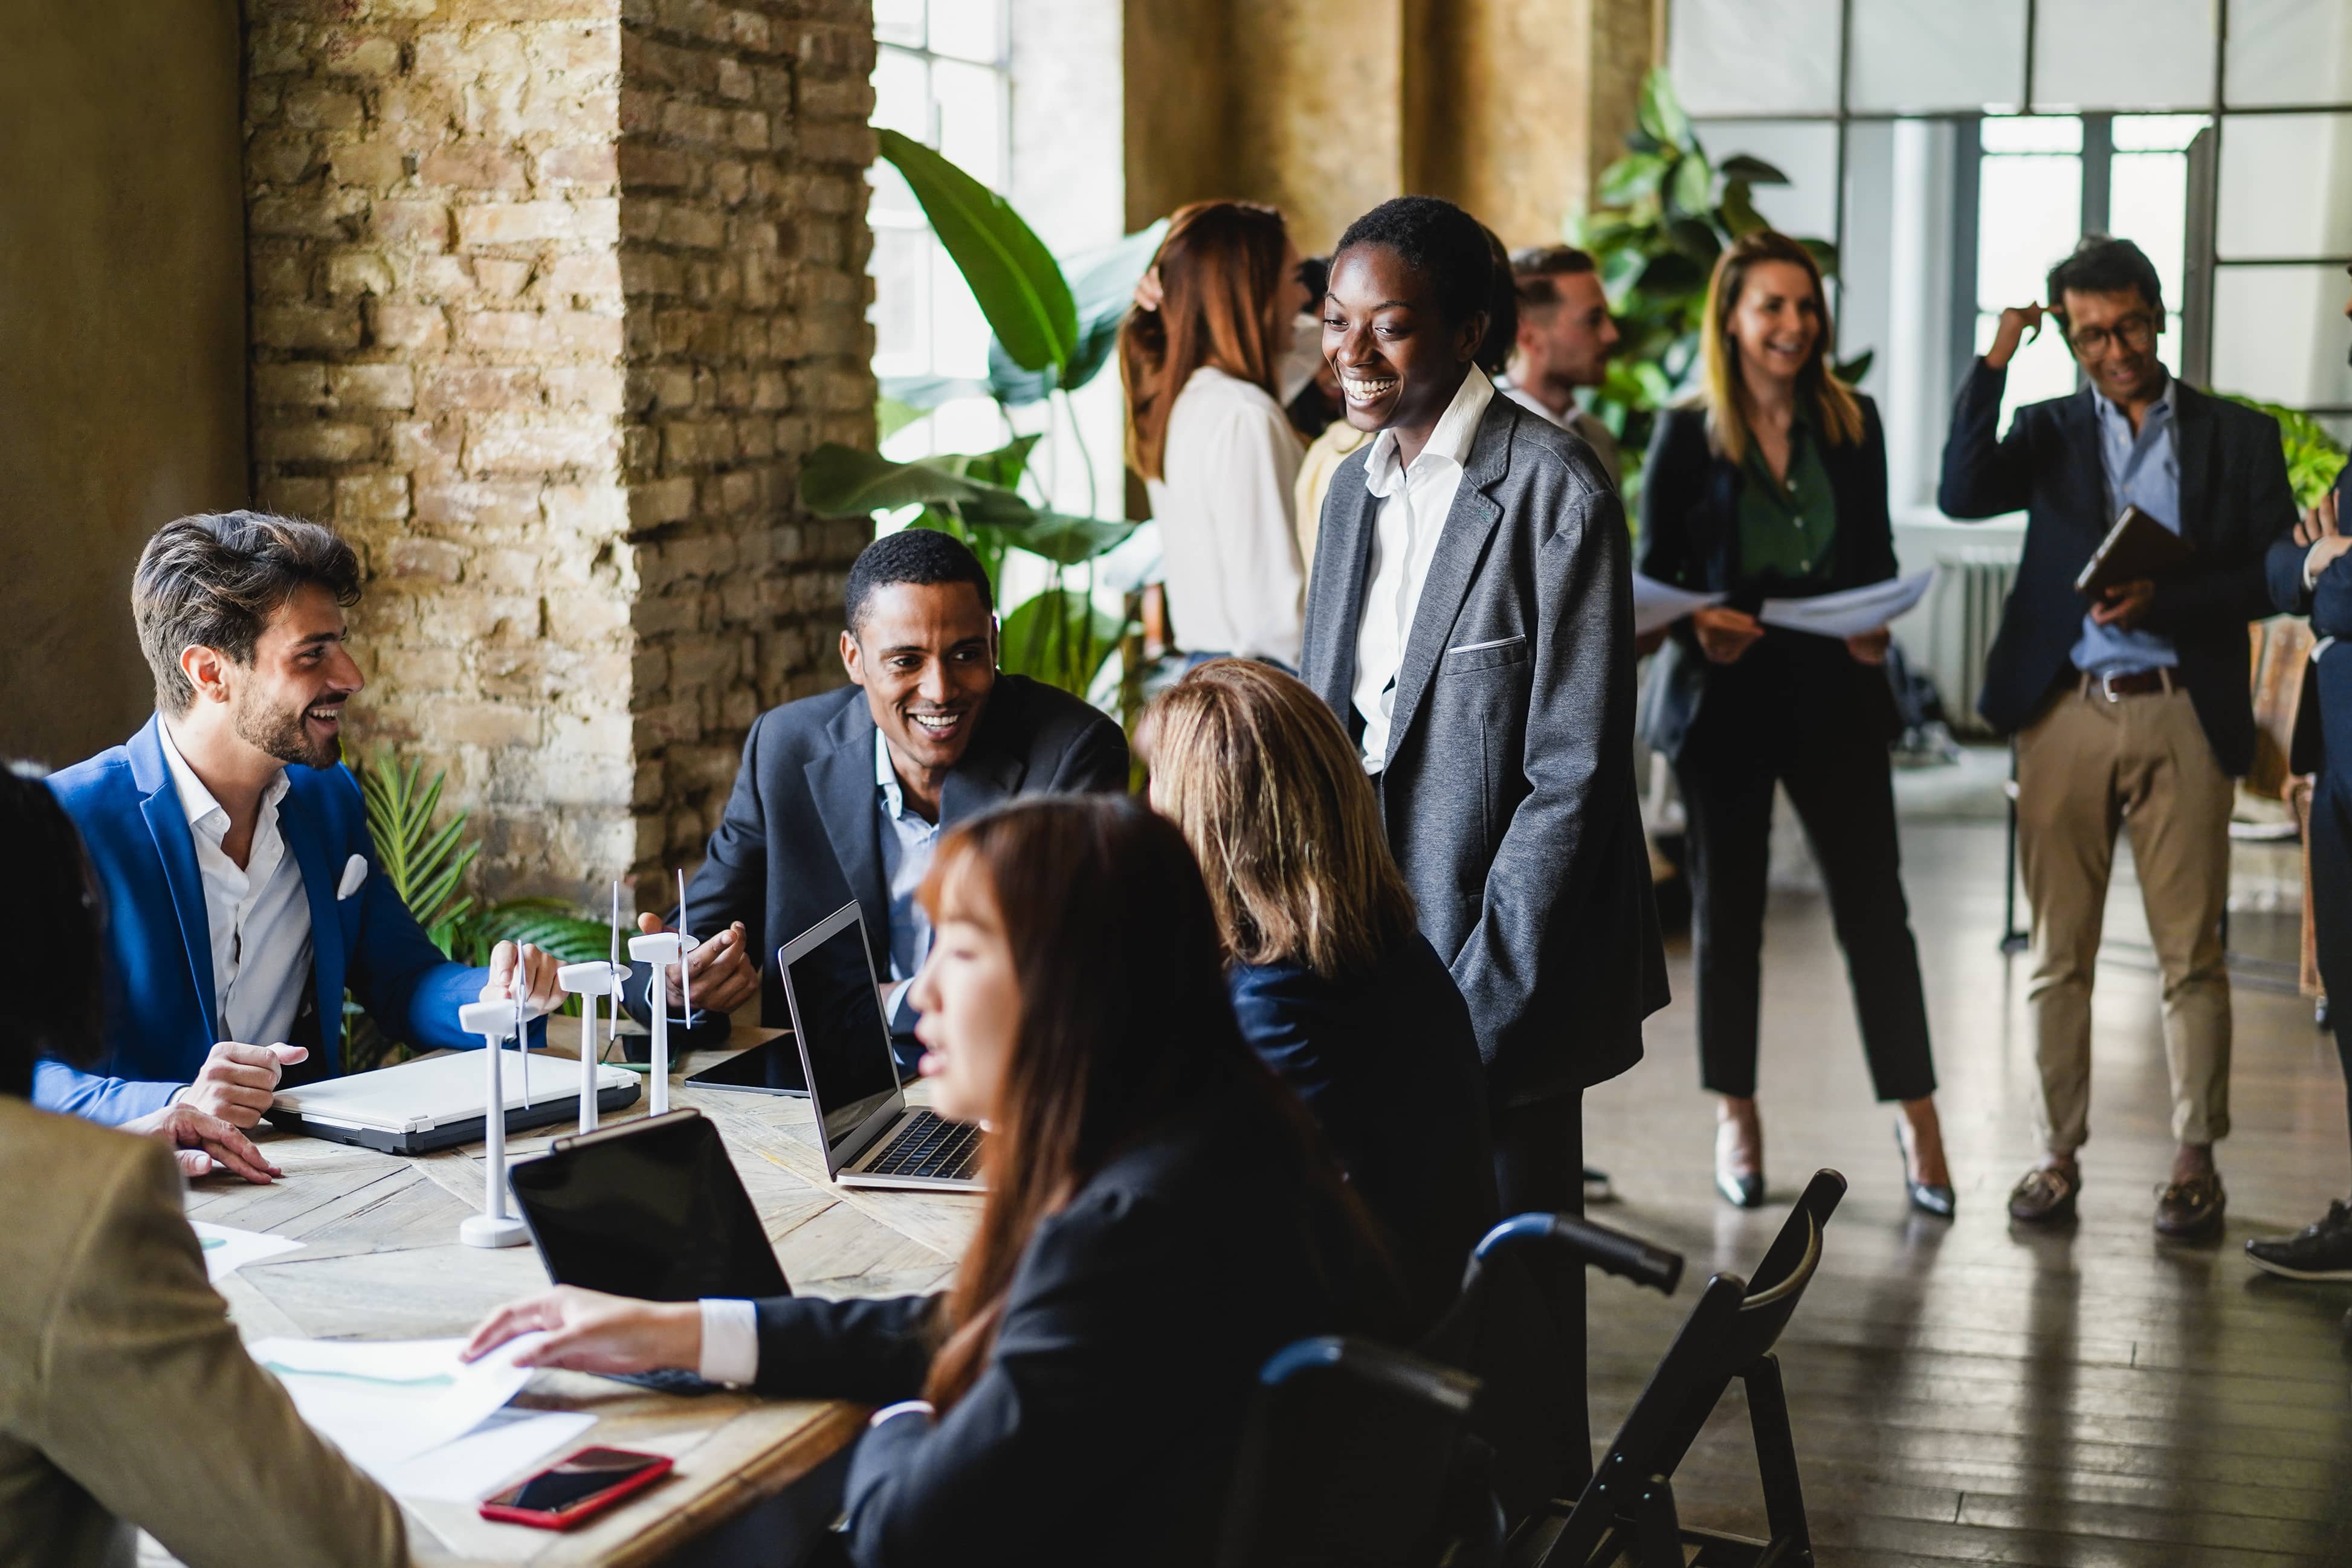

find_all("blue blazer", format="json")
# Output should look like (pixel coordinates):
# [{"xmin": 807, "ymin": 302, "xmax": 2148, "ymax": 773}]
[{"xmin": 37, "ymin": 715, "xmax": 505, "ymax": 1123}]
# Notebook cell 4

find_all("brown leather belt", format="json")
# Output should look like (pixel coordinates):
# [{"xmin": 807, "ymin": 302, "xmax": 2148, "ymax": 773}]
[{"xmin": 2080, "ymin": 668, "xmax": 2173, "ymax": 700}]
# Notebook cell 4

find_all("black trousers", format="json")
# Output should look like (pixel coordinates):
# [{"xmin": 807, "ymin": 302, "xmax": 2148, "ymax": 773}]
[
  {"xmin": 2308, "ymin": 766, "xmax": 2352, "ymax": 1173},
  {"xmin": 1491, "ymin": 1091, "xmax": 1588, "ymax": 1483},
  {"xmin": 1676, "ymin": 695, "xmax": 1936, "ymax": 1103}
]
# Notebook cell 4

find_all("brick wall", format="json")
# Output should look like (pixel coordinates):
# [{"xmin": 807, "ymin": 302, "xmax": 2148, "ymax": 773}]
[{"xmin": 244, "ymin": 0, "xmax": 875, "ymax": 911}]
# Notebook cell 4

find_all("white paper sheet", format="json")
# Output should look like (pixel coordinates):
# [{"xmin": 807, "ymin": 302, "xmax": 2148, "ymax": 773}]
[
  {"xmin": 1633, "ymin": 573, "xmax": 1728, "ymax": 637},
  {"xmin": 378, "ymin": 1408, "xmax": 597, "ymax": 1502},
  {"xmin": 247, "ymin": 1333, "xmax": 547, "ymax": 1474},
  {"xmin": 1756, "ymin": 569, "xmax": 1935, "ymax": 639},
  {"xmin": 190, "ymin": 1221, "xmax": 303, "ymax": 1282}
]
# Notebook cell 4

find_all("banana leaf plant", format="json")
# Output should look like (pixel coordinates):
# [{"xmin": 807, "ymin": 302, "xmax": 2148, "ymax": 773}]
[{"xmin": 1572, "ymin": 69, "xmax": 1873, "ymax": 503}]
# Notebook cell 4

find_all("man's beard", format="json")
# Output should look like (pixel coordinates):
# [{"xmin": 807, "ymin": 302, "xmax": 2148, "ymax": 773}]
[{"xmin": 234, "ymin": 688, "xmax": 341, "ymax": 769}]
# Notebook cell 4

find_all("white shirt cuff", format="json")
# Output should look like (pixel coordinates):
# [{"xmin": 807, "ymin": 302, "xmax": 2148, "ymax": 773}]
[
  {"xmin": 2307, "ymin": 543, "xmax": 2326, "ymax": 593},
  {"xmin": 697, "ymin": 1298, "xmax": 760, "ymax": 1388},
  {"xmin": 885, "ymin": 978, "xmax": 916, "ymax": 1030},
  {"xmin": 869, "ymin": 1399, "xmax": 934, "ymax": 1430}
]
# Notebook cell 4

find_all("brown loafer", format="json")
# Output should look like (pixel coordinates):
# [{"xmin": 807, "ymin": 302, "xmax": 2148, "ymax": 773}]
[
  {"xmin": 2008, "ymin": 1164, "xmax": 2079, "ymax": 1222},
  {"xmin": 2154, "ymin": 1172, "xmax": 2227, "ymax": 1237}
]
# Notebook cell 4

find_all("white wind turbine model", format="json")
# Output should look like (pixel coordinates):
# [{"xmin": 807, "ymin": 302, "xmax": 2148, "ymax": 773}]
[
  {"xmin": 455, "ymin": 993, "xmax": 531, "ymax": 1248},
  {"xmin": 556, "ymin": 882, "xmax": 630, "ymax": 1135},
  {"xmin": 625, "ymin": 870, "xmax": 700, "ymax": 1117}
]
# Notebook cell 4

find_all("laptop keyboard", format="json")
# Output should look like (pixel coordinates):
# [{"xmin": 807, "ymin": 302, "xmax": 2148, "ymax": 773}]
[{"xmin": 864, "ymin": 1110, "xmax": 981, "ymax": 1181}]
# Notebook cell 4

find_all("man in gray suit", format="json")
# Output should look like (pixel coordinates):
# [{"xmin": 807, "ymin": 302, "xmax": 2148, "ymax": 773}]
[{"xmin": 1302, "ymin": 196, "xmax": 1667, "ymax": 1219}]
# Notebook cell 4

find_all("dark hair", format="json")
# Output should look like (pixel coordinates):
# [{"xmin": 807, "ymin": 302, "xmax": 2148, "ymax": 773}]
[
  {"xmin": 844, "ymin": 527, "xmax": 994, "ymax": 634},
  {"xmin": 134, "ymin": 512, "xmax": 362, "ymax": 717},
  {"xmin": 2046, "ymin": 234, "xmax": 2164, "ymax": 321},
  {"xmin": 1119, "ymin": 201, "xmax": 1294, "ymax": 481},
  {"xmin": 1334, "ymin": 196, "xmax": 1493, "ymax": 330},
  {"xmin": 0, "ymin": 767, "xmax": 106, "ymax": 1097},
  {"xmin": 1294, "ymin": 253, "xmax": 1330, "ymax": 303},
  {"xmin": 915, "ymin": 795, "xmax": 1375, "ymax": 1411},
  {"xmin": 1510, "ymin": 245, "xmax": 1598, "ymax": 317},
  {"xmin": 1475, "ymin": 224, "xmax": 1519, "ymax": 376}
]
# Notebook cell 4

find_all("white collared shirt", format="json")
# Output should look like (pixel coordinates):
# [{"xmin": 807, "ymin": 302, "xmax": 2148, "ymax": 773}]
[
  {"xmin": 1353, "ymin": 367, "xmax": 1496, "ymax": 772},
  {"xmin": 874, "ymin": 727, "xmax": 937, "ymax": 1021},
  {"xmin": 157, "ymin": 718, "xmax": 313, "ymax": 1049},
  {"xmin": 1143, "ymin": 365, "xmax": 1307, "ymax": 664}
]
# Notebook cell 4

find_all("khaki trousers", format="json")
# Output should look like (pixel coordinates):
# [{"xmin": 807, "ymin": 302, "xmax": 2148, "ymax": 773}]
[{"xmin": 2015, "ymin": 682, "xmax": 2234, "ymax": 1151}]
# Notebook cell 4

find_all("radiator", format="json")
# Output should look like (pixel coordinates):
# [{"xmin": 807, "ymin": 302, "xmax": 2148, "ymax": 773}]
[{"xmin": 1922, "ymin": 548, "xmax": 2018, "ymax": 737}]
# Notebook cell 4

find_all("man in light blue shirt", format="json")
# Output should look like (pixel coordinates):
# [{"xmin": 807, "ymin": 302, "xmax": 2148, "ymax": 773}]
[{"xmin": 2070, "ymin": 376, "xmax": 2182, "ymax": 679}]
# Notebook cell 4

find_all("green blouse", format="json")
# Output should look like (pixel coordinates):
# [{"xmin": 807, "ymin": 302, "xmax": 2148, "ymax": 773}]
[{"xmin": 1736, "ymin": 409, "xmax": 1838, "ymax": 582}]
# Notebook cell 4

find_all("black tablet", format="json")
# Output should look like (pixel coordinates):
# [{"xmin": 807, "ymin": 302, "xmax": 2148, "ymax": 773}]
[{"xmin": 683, "ymin": 1034, "xmax": 809, "ymax": 1097}]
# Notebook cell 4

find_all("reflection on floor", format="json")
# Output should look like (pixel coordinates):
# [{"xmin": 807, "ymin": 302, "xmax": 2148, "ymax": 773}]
[{"xmin": 1583, "ymin": 819, "xmax": 2352, "ymax": 1564}]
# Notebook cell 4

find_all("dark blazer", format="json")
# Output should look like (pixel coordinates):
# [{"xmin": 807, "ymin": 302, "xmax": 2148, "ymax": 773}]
[
  {"xmin": 1938, "ymin": 361, "xmax": 2297, "ymax": 775},
  {"xmin": 1301, "ymin": 393, "xmax": 1668, "ymax": 1104},
  {"xmin": 746, "ymin": 1068, "xmax": 1404, "ymax": 1568},
  {"xmin": 2266, "ymin": 466, "xmax": 2351, "ymax": 776},
  {"xmin": 628, "ymin": 675, "xmax": 1128, "ymax": 1041},
  {"xmin": 1228, "ymin": 932, "xmax": 1499, "ymax": 1330},
  {"xmin": 39, "ymin": 716, "xmax": 505, "ymax": 1123},
  {"xmin": 1636, "ymin": 398, "xmax": 1903, "ymax": 762}
]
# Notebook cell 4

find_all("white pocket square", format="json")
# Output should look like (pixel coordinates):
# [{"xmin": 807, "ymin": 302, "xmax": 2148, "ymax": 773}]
[{"xmin": 337, "ymin": 854, "xmax": 369, "ymax": 900}]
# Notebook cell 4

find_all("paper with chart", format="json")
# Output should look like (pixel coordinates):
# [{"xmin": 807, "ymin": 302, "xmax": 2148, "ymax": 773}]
[
  {"xmin": 1756, "ymin": 569, "xmax": 1935, "ymax": 639},
  {"xmin": 248, "ymin": 1333, "xmax": 549, "ymax": 1476},
  {"xmin": 1633, "ymin": 573, "xmax": 1727, "ymax": 637},
  {"xmin": 190, "ymin": 1221, "xmax": 302, "ymax": 1282}
]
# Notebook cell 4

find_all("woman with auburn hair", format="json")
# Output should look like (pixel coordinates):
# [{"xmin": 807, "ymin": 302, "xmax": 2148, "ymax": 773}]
[
  {"xmin": 1638, "ymin": 228, "xmax": 1952, "ymax": 1216},
  {"xmin": 1148, "ymin": 658, "xmax": 1496, "ymax": 1328},
  {"xmin": 462, "ymin": 795, "xmax": 1403, "ymax": 1567},
  {"xmin": 1121, "ymin": 199, "xmax": 1315, "ymax": 666}
]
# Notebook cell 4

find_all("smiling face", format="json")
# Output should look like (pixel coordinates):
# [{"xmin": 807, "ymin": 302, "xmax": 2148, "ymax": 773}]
[
  {"xmin": 1724, "ymin": 258, "xmax": 1824, "ymax": 396},
  {"xmin": 841, "ymin": 579, "xmax": 997, "ymax": 789},
  {"xmin": 2058, "ymin": 286, "xmax": 2167, "ymax": 406},
  {"xmin": 908, "ymin": 854, "xmax": 1021, "ymax": 1126},
  {"xmin": 1323, "ymin": 244, "xmax": 1483, "ymax": 440},
  {"xmin": 199, "ymin": 583, "xmax": 362, "ymax": 769}
]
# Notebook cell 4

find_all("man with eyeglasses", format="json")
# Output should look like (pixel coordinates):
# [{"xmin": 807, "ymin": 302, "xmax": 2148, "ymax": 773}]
[
  {"xmin": 1941, "ymin": 234, "xmax": 2298, "ymax": 1237},
  {"xmin": 2247, "ymin": 263, "xmax": 2352, "ymax": 1291}
]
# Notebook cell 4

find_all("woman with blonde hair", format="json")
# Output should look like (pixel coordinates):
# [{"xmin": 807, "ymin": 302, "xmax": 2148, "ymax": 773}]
[
  {"xmin": 1149, "ymin": 658, "xmax": 1496, "ymax": 1326},
  {"xmin": 1121, "ymin": 201, "xmax": 1313, "ymax": 666},
  {"xmin": 1638, "ymin": 228, "xmax": 1952, "ymax": 1216}
]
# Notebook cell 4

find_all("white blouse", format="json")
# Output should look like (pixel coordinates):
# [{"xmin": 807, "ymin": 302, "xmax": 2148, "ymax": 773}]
[{"xmin": 1143, "ymin": 366, "xmax": 1305, "ymax": 665}]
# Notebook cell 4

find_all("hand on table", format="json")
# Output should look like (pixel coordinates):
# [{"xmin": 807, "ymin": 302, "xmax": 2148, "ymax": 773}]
[
  {"xmin": 2090, "ymin": 578, "xmax": 2155, "ymax": 630},
  {"xmin": 641, "ymin": 914, "xmax": 758, "ymax": 1013},
  {"xmin": 1691, "ymin": 605, "xmax": 1764, "ymax": 665},
  {"xmin": 123, "ymin": 1102, "xmax": 282, "ymax": 1184},
  {"xmin": 1985, "ymin": 303, "xmax": 2046, "ymax": 370},
  {"xmin": 1845, "ymin": 625, "xmax": 1891, "ymax": 665},
  {"xmin": 2299, "ymin": 491, "xmax": 2349, "ymax": 582},
  {"xmin": 182, "ymin": 1040, "xmax": 308, "ymax": 1129},
  {"xmin": 480, "ymin": 940, "xmax": 565, "ymax": 1016},
  {"xmin": 462, "ymin": 1285, "xmax": 702, "ymax": 1375}
]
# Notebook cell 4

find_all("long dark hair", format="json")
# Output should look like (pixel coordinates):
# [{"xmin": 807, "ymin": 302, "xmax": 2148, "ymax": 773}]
[
  {"xmin": 0, "ymin": 768, "xmax": 106, "ymax": 1099},
  {"xmin": 1120, "ymin": 201, "xmax": 1293, "ymax": 482},
  {"xmin": 916, "ymin": 795, "xmax": 1370, "ymax": 1411}
]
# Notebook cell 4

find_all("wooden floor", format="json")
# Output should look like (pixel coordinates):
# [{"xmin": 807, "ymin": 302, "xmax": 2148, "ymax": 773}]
[
  {"xmin": 1580, "ymin": 818, "xmax": 2352, "ymax": 1561},
  {"xmin": 1582, "ymin": 816, "xmax": 2352, "ymax": 1564}
]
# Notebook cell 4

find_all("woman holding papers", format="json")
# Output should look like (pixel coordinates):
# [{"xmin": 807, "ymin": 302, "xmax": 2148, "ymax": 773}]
[
  {"xmin": 1636, "ymin": 230, "xmax": 1952, "ymax": 1217},
  {"xmin": 464, "ymin": 795, "xmax": 1404, "ymax": 1568},
  {"xmin": 0, "ymin": 770, "xmax": 405, "ymax": 1568}
]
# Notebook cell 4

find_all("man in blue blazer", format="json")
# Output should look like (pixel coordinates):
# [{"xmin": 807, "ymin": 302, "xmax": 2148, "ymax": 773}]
[{"xmin": 39, "ymin": 512, "xmax": 561, "ymax": 1140}]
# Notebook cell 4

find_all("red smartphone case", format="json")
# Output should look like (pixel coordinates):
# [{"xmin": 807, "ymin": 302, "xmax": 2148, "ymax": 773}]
[{"xmin": 477, "ymin": 1449, "xmax": 674, "ymax": 1531}]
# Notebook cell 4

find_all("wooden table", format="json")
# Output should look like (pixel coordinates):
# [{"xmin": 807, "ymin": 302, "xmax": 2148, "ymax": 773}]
[{"xmin": 173, "ymin": 1030, "xmax": 981, "ymax": 1567}]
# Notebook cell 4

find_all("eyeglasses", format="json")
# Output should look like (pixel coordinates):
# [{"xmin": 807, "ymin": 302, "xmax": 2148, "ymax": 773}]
[{"xmin": 2063, "ymin": 314, "xmax": 2157, "ymax": 357}]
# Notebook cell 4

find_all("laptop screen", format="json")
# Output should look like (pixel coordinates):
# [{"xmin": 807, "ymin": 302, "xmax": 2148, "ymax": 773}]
[
  {"xmin": 509, "ymin": 1112, "xmax": 789, "ymax": 1300},
  {"xmin": 783, "ymin": 914, "xmax": 903, "ymax": 1151}
]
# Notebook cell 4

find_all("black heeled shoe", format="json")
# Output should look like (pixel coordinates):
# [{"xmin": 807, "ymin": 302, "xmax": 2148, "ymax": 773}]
[
  {"xmin": 1715, "ymin": 1118, "xmax": 1764, "ymax": 1209},
  {"xmin": 1896, "ymin": 1123, "xmax": 1956, "ymax": 1219}
]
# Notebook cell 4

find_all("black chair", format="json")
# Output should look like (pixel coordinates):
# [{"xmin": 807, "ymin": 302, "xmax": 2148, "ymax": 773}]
[
  {"xmin": 1515, "ymin": 1169, "xmax": 1848, "ymax": 1568},
  {"xmin": 1216, "ymin": 1335, "xmax": 1495, "ymax": 1568},
  {"xmin": 1420, "ymin": 1213, "xmax": 1684, "ymax": 1531}
]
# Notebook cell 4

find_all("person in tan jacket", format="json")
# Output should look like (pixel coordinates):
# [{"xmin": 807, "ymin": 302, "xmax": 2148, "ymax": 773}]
[{"xmin": 0, "ymin": 767, "xmax": 405, "ymax": 1568}]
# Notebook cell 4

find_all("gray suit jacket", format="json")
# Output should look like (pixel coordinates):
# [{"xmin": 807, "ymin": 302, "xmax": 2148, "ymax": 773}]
[{"xmin": 1302, "ymin": 396, "xmax": 1667, "ymax": 1103}]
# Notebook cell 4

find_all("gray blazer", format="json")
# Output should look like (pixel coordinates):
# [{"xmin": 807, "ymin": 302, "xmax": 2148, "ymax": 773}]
[{"xmin": 1302, "ymin": 396, "xmax": 1667, "ymax": 1103}]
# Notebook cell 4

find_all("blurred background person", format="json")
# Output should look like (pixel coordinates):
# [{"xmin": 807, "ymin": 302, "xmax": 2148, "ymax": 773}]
[
  {"xmin": 1282, "ymin": 254, "xmax": 1343, "ymax": 442},
  {"xmin": 1500, "ymin": 244, "xmax": 1624, "ymax": 489},
  {"xmin": 1121, "ymin": 201, "xmax": 1311, "ymax": 668},
  {"xmin": 1638, "ymin": 230, "xmax": 1950, "ymax": 1216}
]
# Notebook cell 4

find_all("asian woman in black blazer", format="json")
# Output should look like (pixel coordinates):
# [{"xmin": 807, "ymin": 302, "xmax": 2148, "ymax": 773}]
[
  {"xmin": 464, "ymin": 795, "xmax": 1403, "ymax": 1568},
  {"xmin": 1638, "ymin": 230, "xmax": 1952, "ymax": 1218}
]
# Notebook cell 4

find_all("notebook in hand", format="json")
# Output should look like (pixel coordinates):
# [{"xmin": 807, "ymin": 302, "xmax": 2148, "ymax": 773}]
[{"xmin": 2074, "ymin": 505, "xmax": 2194, "ymax": 597}]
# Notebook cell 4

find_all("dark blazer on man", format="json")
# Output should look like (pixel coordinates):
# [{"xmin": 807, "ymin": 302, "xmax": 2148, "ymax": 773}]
[
  {"xmin": 1229, "ymin": 932, "xmax": 1499, "ymax": 1331},
  {"xmin": 1637, "ymin": 398, "xmax": 1903, "ymax": 763},
  {"xmin": 1301, "ymin": 396, "xmax": 1667, "ymax": 1104},
  {"xmin": 633, "ymin": 674, "xmax": 1129, "ymax": 1042},
  {"xmin": 745, "ymin": 1067, "xmax": 1405, "ymax": 1568},
  {"xmin": 1938, "ymin": 361, "xmax": 2297, "ymax": 775}
]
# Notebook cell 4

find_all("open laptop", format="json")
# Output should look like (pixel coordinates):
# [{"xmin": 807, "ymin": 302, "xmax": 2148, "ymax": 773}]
[{"xmin": 780, "ymin": 901, "xmax": 983, "ymax": 1192}]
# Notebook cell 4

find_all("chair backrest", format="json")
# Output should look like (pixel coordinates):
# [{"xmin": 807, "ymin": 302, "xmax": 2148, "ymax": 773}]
[{"xmin": 1216, "ymin": 1335, "xmax": 1485, "ymax": 1568}]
